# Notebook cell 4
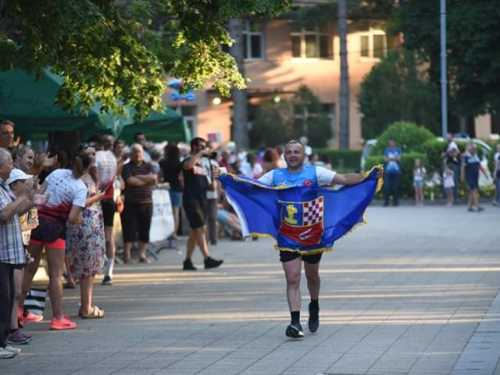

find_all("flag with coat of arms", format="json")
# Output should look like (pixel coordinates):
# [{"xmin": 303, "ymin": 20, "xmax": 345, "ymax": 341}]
[{"xmin": 219, "ymin": 166, "xmax": 382, "ymax": 255}]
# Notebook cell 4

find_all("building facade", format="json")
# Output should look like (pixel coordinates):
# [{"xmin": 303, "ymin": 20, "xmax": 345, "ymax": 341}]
[{"xmin": 165, "ymin": 16, "xmax": 498, "ymax": 149}]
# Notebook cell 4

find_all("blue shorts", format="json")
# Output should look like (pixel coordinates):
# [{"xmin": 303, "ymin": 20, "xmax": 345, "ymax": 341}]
[
  {"xmin": 413, "ymin": 180, "xmax": 423, "ymax": 188},
  {"xmin": 169, "ymin": 191, "xmax": 182, "ymax": 208},
  {"xmin": 217, "ymin": 209, "xmax": 231, "ymax": 225}
]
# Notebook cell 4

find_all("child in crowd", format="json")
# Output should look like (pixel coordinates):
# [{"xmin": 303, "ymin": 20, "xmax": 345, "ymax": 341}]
[
  {"xmin": 413, "ymin": 158, "xmax": 426, "ymax": 207},
  {"xmin": 443, "ymin": 163, "xmax": 455, "ymax": 207}
]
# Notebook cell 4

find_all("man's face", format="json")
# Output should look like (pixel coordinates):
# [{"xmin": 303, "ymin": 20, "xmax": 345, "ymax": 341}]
[
  {"xmin": 0, "ymin": 124, "xmax": 14, "ymax": 149},
  {"xmin": 135, "ymin": 134, "xmax": 146, "ymax": 146},
  {"xmin": 447, "ymin": 133, "xmax": 453, "ymax": 142},
  {"xmin": 131, "ymin": 148, "xmax": 143, "ymax": 163},
  {"xmin": 284, "ymin": 143, "xmax": 305, "ymax": 169},
  {"xmin": 102, "ymin": 135, "xmax": 114, "ymax": 151},
  {"xmin": 0, "ymin": 154, "xmax": 14, "ymax": 180},
  {"xmin": 192, "ymin": 141, "xmax": 206, "ymax": 154},
  {"xmin": 389, "ymin": 139, "xmax": 396, "ymax": 148}
]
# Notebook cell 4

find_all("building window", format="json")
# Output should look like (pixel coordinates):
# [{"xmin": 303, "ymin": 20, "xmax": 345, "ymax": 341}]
[
  {"xmin": 243, "ymin": 21, "xmax": 265, "ymax": 60},
  {"xmin": 360, "ymin": 28, "xmax": 389, "ymax": 59},
  {"xmin": 291, "ymin": 24, "xmax": 331, "ymax": 59}
]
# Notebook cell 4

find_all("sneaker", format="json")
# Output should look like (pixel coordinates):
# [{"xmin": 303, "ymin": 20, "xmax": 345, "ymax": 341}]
[
  {"xmin": 139, "ymin": 257, "xmax": 151, "ymax": 264},
  {"xmin": 24, "ymin": 312, "xmax": 43, "ymax": 323},
  {"xmin": 467, "ymin": 207, "xmax": 477, "ymax": 212},
  {"xmin": 308, "ymin": 303, "xmax": 320, "ymax": 333},
  {"xmin": 50, "ymin": 315, "xmax": 77, "ymax": 330},
  {"xmin": 0, "ymin": 347, "xmax": 15, "ymax": 359},
  {"xmin": 183, "ymin": 259, "xmax": 197, "ymax": 271},
  {"xmin": 285, "ymin": 323, "xmax": 304, "ymax": 338},
  {"xmin": 4, "ymin": 345, "xmax": 21, "ymax": 355},
  {"xmin": 477, "ymin": 207, "xmax": 485, "ymax": 212},
  {"xmin": 204, "ymin": 257, "xmax": 223, "ymax": 269},
  {"xmin": 7, "ymin": 330, "xmax": 31, "ymax": 345},
  {"xmin": 492, "ymin": 200, "xmax": 498, "ymax": 207},
  {"xmin": 101, "ymin": 276, "xmax": 113, "ymax": 286}
]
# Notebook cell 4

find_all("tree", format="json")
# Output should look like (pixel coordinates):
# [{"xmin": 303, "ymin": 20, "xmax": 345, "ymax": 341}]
[
  {"xmin": 229, "ymin": 19, "xmax": 249, "ymax": 149},
  {"xmin": 338, "ymin": 0, "xmax": 349, "ymax": 150},
  {"xmin": 358, "ymin": 49, "xmax": 440, "ymax": 139},
  {"xmin": 0, "ymin": 0, "xmax": 292, "ymax": 119},
  {"xmin": 397, "ymin": 0, "xmax": 500, "ymax": 117},
  {"xmin": 281, "ymin": 0, "xmax": 397, "ymax": 149},
  {"xmin": 249, "ymin": 85, "xmax": 332, "ymax": 148}
]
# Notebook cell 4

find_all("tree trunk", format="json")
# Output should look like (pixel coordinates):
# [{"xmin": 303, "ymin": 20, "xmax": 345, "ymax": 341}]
[
  {"xmin": 338, "ymin": 0, "xmax": 350, "ymax": 150},
  {"xmin": 229, "ymin": 19, "xmax": 249, "ymax": 149}
]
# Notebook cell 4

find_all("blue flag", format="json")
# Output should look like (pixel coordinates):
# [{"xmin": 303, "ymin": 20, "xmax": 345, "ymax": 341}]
[{"xmin": 219, "ymin": 167, "xmax": 382, "ymax": 255}]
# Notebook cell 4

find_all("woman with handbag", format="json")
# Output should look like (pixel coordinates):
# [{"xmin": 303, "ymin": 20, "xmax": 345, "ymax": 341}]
[{"xmin": 19, "ymin": 152, "xmax": 90, "ymax": 330}]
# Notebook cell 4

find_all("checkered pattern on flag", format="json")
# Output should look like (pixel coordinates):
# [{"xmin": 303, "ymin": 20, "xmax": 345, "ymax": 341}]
[
  {"xmin": 303, "ymin": 197, "xmax": 323, "ymax": 226},
  {"xmin": 219, "ymin": 166, "xmax": 382, "ymax": 255}
]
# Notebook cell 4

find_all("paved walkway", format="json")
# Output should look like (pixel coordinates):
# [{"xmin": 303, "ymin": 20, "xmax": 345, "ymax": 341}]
[{"xmin": 2, "ymin": 204, "xmax": 500, "ymax": 375}]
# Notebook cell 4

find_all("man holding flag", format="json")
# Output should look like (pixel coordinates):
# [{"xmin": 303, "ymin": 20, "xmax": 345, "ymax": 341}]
[{"xmin": 220, "ymin": 140, "xmax": 382, "ymax": 339}]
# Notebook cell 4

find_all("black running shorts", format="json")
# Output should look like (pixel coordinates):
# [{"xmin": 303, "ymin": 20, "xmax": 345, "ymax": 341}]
[{"xmin": 279, "ymin": 251, "xmax": 323, "ymax": 264}]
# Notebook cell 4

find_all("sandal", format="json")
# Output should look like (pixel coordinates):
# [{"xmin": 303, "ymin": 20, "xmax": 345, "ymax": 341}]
[{"xmin": 80, "ymin": 306, "xmax": 105, "ymax": 319}]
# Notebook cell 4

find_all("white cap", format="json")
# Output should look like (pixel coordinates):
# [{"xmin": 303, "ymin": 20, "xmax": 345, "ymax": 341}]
[{"xmin": 6, "ymin": 168, "xmax": 33, "ymax": 186}]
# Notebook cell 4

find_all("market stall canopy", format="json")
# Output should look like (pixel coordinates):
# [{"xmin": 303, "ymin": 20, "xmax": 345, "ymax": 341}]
[
  {"xmin": 0, "ymin": 68, "xmax": 191, "ymax": 143},
  {"xmin": 0, "ymin": 69, "xmax": 126, "ymax": 140},
  {"xmin": 117, "ymin": 107, "xmax": 191, "ymax": 144}
]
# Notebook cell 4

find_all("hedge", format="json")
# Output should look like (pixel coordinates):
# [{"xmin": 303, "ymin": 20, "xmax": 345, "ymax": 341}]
[{"xmin": 314, "ymin": 149, "xmax": 362, "ymax": 172}]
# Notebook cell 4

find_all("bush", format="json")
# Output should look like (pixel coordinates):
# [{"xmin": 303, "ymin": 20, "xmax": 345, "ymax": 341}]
[
  {"xmin": 365, "ymin": 152, "xmax": 428, "ymax": 198},
  {"xmin": 372, "ymin": 121, "xmax": 435, "ymax": 155},
  {"xmin": 315, "ymin": 149, "xmax": 362, "ymax": 172},
  {"xmin": 422, "ymin": 139, "xmax": 446, "ymax": 174}
]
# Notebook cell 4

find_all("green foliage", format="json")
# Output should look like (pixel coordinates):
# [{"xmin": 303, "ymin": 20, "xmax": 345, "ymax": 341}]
[
  {"xmin": 479, "ymin": 183, "xmax": 495, "ymax": 198},
  {"xmin": 249, "ymin": 85, "xmax": 332, "ymax": 148},
  {"xmin": 359, "ymin": 49, "xmax": 440, "ymax": 139},
  {"xmin": 421, "ymin": 139, "xmax": 445, "ymax": 174},
  {"xmin": 0, "ymin": 0, "xmax": 292, "ymax": 119},
  {"xmin": 314, "ymin": 149, "xmax": 362, "ymax": 172},
  {"xmin": 397, "ymin": 0, "xmax": 500, "ymax": 117},
  {"xmin": 250, "ymin": 100, "xmax": 294, "ymax": 148},
  {"xmin": 366, "ymin": 152, "xmax": 427, "ymax": 198},
  {"xmin": 372, "ymin": 121, "xmax": 435, "ymax": 154},
  {"xmin": 293, "ymin": 86, "xmax": 332, "ymax": 147}
]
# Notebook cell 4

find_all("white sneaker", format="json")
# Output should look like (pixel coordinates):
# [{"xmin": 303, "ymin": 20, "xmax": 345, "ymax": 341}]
[
  {"xmin": 4, "ymin": 345, "xmax": 21, "ymax": 355},
  {"xmin": 0, "ymin": 347, "xmax": 15, "ymax": 359}
]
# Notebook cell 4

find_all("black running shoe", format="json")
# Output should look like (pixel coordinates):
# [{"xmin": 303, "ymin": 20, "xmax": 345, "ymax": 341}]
[
  {"xmin": 204, "ymin": 257, "xmax": 223, "ymax": 269},
  {"xmin": 285, "ymin": 323, "xmax": 304, "ymax": 338},
  {"xmin": 183, "ymin": 259, "xmax": 197, "ymax": 271},
  {"xmin": 308, "ymin": 303, "xmax": 319, "ymax": 333}
]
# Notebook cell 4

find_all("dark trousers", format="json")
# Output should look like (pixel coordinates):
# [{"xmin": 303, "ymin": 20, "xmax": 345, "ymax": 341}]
[
  {"xmin": 384, "ymin": 173, "xmax": 400, "ymax": 206},
  {"xmin": 0, "ymin": 262, "xmax": 14, "ymax": 347},
  {"xmin": 206, "ymin": 198, "xmax": 218, "ymax": 245}
]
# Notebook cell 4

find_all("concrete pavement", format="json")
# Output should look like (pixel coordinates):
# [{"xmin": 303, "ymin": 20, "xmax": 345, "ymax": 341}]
[{"xmin": 1, "ymin": 204, "xmax": 500, "ymax": 375}]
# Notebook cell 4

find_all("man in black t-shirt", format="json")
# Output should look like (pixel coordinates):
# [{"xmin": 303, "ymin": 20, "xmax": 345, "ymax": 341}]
[{"xmin": 181, "ymin": 137, "xmax": 223, "ymax": 270}]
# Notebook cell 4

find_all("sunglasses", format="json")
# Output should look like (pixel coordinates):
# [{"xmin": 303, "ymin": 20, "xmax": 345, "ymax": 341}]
[{"xmin": 78, "ymin": 142, "xmax": 95, "ymax": 151}]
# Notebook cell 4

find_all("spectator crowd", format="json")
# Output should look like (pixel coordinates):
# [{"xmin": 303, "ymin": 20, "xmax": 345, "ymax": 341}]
[{"xmin": 1, "ymin": 115, "xmax": 499, "ymax": 359}]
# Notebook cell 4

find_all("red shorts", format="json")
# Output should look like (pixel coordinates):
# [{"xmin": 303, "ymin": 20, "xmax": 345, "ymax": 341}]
[{"xmin": 29, "ymin": 238, "xmax": 66, "ymax": 250}]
